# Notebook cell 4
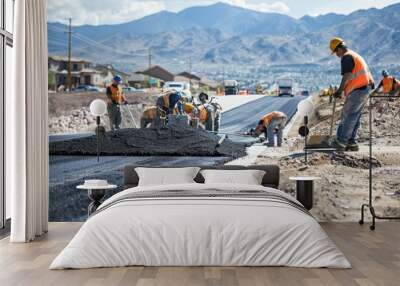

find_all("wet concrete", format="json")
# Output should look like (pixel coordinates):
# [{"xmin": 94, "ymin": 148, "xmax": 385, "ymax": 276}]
[{"xmin": 50, "ymin": 155, "xmax": 229, "ymax": 221}]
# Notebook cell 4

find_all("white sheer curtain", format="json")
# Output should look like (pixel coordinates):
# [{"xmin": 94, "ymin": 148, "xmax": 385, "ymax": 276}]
[{"xmin": 8, "ymin": 0, "xmax": 48, "ymax": 242}]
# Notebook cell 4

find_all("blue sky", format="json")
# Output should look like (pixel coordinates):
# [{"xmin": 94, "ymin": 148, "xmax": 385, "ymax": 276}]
[{"xmin": 47, "ymin": 0, "xmax": 400, "ymax": 25}]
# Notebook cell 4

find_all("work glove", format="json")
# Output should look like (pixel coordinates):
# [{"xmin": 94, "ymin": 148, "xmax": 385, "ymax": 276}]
[
  {"xmin": 333, "ymin": 91, "xmax": 342, "ymax": 99},
  {"xmin": 370, "ymin": 82, "xmax": 375, "ymax": 90}
]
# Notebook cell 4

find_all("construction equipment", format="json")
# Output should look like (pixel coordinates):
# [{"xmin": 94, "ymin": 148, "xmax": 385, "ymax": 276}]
[{"xmin": 277, "ymin": 78, "xmax": 294, "ymax": 97}]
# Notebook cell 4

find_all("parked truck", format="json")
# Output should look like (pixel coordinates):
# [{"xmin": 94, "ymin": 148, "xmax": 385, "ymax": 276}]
[
  {"xmin": 277, "ymin": 78, "xmax": 293, "ymax": 97},
  {"xmin": 224, "ymin": 80, "xmax": 239, "ymax": 95}
]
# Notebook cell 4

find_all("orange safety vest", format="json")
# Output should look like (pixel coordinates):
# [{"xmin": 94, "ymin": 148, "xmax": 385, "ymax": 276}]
[
  {"xmin": 108, "ymin": 84, "xmax": 126, "ymax": 104},
  {"xmin": 198, "ymin": 106, "xmax": 209, "ymax": 123},
  {"xmin": 261, "ymin": 111, "xmax": 286, "ymax": 127},
  {"xmin": 343, "ymin": 50, "xmax": 374, "ymax": 96},
  {"xmin": 183, "ymin": 102, "xmax": 196, "ymax": 114},
  {"xmin": 382, "ymin": 76, "xmax": 399, "ymax": 93}
]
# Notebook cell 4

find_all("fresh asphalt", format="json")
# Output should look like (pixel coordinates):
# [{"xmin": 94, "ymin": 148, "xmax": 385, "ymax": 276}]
[
  {"xmin": 49, "ymin": 95, "xmax": 305, "ymax": 221},
  {"xmin": 220, "ymin": 95, "xmax": 305, "ymax": 133}
]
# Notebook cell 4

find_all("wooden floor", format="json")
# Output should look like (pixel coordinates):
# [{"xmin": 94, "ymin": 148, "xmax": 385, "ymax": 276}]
[{"xmin": 0, "ymin": 222, "xmax": 399, "ymax": 286}]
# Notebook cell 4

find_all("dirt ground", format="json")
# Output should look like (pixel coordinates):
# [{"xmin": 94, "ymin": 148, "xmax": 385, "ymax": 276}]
[
  {"xmin": 48, "ymin": 91, "xmax": 157, "ymax": 134},
  {"xmin": 256, "ymin": 95, "xmax": 400, "ymax": 222}
]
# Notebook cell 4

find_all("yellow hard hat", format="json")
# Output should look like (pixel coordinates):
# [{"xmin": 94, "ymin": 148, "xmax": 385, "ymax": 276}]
[{"xmin": 330, "ymin": 37, "xmax": 345, "ymax": 54}]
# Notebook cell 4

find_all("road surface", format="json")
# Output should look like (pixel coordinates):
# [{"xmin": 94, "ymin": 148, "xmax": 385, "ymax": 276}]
[
  {"xmin": 50, "ymin": 155, "xmax": 229, "ymax": 221},
  {"xmin": 220, "ymin": 95, "xmax": 305, "ymax": 133}
]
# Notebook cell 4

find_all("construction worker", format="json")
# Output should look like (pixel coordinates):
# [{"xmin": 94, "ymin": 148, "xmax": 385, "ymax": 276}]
[
  {"xmin": 154, "ymin": 90, "xmax": 184, "ymax": 127},
  {"xmin": 251, "ymin": 111, "xmax": 287, "ymax": 147},
  {"xmin": 106, "ymin": 75, "xmax": 127, "ymax": 131},
  {"xmin": 197, "ymin": 92, "xmax": 222, "ymax": 131},
  {"xmin": 377, "ymin": 70, "xmax": 400, "ymax": 96},
  {"xmin": 330, "ymin": 37, "xmax": 374, "ymax": 152}
]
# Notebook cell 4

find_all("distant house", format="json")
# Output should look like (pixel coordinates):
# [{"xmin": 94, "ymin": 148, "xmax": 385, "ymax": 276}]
[
  {"xmin": 95, "ymin": 64, "xmax": 130, "ymax": 86},
  {"xmin": 199, "ymin": 77, "xmax": 220, "ymax": 91},
  {"xmin": 136, "ymin": 65, "xmax": 175, "ymax": 87},
  {"xmin": 128, "ymin": 73, "xmax": 146, "ymax": 88},
  {"xmin": 48, "ymin": 56, "xmax": 96, "ymax": 88},
  {"xmin": 48, "ymin": 56, "xmax": 130, "ymax": 89},
  {"xmin": 174, "ymin": 72, "xmax": 201, "ymax": 89},
  {"xmin": 176, "ymin": 72, "xmax": 201, "ymax": 82}
]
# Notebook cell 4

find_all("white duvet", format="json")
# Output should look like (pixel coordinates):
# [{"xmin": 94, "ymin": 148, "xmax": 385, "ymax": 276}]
[{"xmin": 50, "ymin": 183, "xmax": 351, "ymax": 269}]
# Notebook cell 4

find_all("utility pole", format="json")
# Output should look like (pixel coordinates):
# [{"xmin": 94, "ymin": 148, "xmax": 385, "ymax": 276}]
[
  {"xmin": 147, "ymin": 48, "xmax": 152, "ymax": 88},
  {"xmin": 189, "ymin": 57, "xmax": 192, "ymax": 86},
  {"xmin": 66, "ymin": 18, "xmax": 73, "ymax": 91},
  {"xmin": 148, "ymin": 48, "xmax": 152, "ymax": 70}
]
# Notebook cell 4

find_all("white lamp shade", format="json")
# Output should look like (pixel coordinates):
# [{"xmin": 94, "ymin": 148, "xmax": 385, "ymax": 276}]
[
  {"xmin": 90, "ymin": 99, "xmax": 107, "ymax": 116},
  {"xmin": 297, "ymin": 98, "xmax": 314, "ymax": 116}
]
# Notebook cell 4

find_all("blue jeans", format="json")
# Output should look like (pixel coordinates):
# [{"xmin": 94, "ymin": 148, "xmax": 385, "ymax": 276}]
[
  {"xmin": 266, "ymin": 117, "xmax": 287, "ymax": 147},
  {"xmin": 107, "ymin": 103, "xmax": 122, "ymax": 130},
  {"xmin": 336, "ymin": 88, "xmax": 370, "ymax": 144}
]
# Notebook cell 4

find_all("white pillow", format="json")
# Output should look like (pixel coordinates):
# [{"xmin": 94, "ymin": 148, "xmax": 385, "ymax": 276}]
[
  {"xmin": 200, "ymin": 169, "xmax": 266, "ymax": 185},
  {"xmin": 136, "ymin": 167, "xmax": 200, "ymax": 186}
]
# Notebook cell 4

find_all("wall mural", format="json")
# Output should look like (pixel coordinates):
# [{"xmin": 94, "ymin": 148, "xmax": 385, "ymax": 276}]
[{"xmin": 48, "ymin": 1, "xmax": 400, "ymax": 222}]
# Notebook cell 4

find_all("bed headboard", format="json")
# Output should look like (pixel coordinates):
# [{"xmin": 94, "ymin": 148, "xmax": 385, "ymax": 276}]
[{"xmin": 123, "ymin": 165, "xmax": 280, "ymax": 189}]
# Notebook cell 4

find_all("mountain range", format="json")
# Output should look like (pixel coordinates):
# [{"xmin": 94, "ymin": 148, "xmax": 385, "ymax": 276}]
[{"xmin": 48, "ymin": 2, "xmax": 400, "ymax": 74}]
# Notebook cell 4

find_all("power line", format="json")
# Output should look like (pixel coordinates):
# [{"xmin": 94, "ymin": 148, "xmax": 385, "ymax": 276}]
[{"xmin": 49, "ymin": 25, "xmax": 148, "ymax": 58}]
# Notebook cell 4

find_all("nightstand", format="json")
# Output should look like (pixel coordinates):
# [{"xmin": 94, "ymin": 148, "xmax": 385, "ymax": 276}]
[
  {"xmin": 289, "ymin": 177, "xmax": 320, "ymax": 210},
  {"xmin": 77, "ymin": 182, "xmax": 117, "ymax": 216}
]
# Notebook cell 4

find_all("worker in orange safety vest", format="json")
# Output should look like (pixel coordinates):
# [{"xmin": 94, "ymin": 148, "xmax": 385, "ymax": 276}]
[
  {"xmin": 329, "ymin": 37, "xmax": 375, "ymax": 152},
  {"xmin": 106, "ymin": 75, "xmax": 127, "ymax": 131},
  {"xmin": 250, "ymin": 111, "xmax": 287, "ymax": 147},
  {"xmin": 377, "ymin": 70, "xmax": 400, "ymax": 96}
]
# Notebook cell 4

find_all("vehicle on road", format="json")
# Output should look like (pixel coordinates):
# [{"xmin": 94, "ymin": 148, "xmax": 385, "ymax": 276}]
[
  {"xmin": 277, "ymin": 78, "xmax": 293, "ymax": 97},
  {"xmin": 72, "ymin": 85, "xmax": 103, "ymax": 93},
  {"xmin": 224, "ymin": 80, "xmax": 239, "ymax": 95},
  {"xmin": 122, "ymin": 86, "xmax": 137, "ymax": 93},
  {"xmin": 163, "ymin": 81, "xmax": 192, "ymax": 102},
  {"xmin": 300, "ymin": 90, "xmax": 310, "ymax": 96},
  {"xmin": 239, "ymin": 90, "xmax": 249, "ymax": 96}
]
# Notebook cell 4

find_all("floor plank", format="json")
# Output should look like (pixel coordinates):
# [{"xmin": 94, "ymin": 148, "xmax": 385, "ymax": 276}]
[{"xmin": 0, "ymin": 222, "xmax": 399, "ymax": 286}]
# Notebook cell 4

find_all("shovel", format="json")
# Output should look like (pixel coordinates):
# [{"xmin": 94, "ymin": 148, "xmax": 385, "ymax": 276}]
[
  {"xmin": 123, "ymin": 105, "xmax": 138, "ymax": 128},
  {"xmin": 305, "ymin": 96, "xmax": 338, "ymax": 149},
  {"xmin": 328, "ymin": 96, "xmax": 337, "ymax": 144}
]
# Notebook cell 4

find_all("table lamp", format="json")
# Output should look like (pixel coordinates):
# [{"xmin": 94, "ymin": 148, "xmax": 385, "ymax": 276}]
[{"xmin": 90, "ymin": 99, "xmax": 107, "ymax": 162}]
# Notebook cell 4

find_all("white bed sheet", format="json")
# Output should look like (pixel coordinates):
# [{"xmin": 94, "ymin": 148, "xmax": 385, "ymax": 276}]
[{"xmin": 50, "ymin": 183, "xmax": 350, "ymax": 269}]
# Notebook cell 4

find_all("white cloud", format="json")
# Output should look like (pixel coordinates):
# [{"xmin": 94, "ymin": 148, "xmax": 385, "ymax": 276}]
[
  {"xmin": 223, "ymin": 0, "xmax": 290, "ymax": 14},
  {"xmin": 310, "ymin": 0, "xmax": 400, "ymax": 17},
  {"xmin": 47, "ymin": 0, "xmax": 292, "ymax": 25},
  {"xmin": 47, "ymin": 0, "xmax": 166, "ymax": 25}
]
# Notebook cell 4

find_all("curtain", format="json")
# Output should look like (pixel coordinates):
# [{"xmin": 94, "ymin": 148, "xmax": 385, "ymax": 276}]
[{"xmin": 8, "ymin": 0, "xmax": 49, "ymax": 242}]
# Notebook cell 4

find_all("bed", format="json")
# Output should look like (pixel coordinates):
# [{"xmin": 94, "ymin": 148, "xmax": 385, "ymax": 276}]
[{"xmin": 50, "ymin": 165, "xmax": 350, "ymax": 269}]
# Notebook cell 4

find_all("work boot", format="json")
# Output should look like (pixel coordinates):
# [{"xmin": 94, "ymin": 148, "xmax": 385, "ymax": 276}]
[
  {"xmin": 330, "ymin": 139, "xmax": 346, "ymax": 151},
  {"xmin": 346, "ymin": 143, "xmax": 359, "ymax": 152}
]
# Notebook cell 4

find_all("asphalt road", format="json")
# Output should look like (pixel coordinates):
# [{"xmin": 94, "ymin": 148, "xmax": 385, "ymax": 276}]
[
  {"xmin": 49, "ymin": 95, "xmax": 305, "ymax": 221},
  {"xmin": 220, "ymin": 95, "xmax": 305, "ymax": 134},
  {"xmin": 50, "ymin": 155, "xmax": 229, "ymax": 221}
]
